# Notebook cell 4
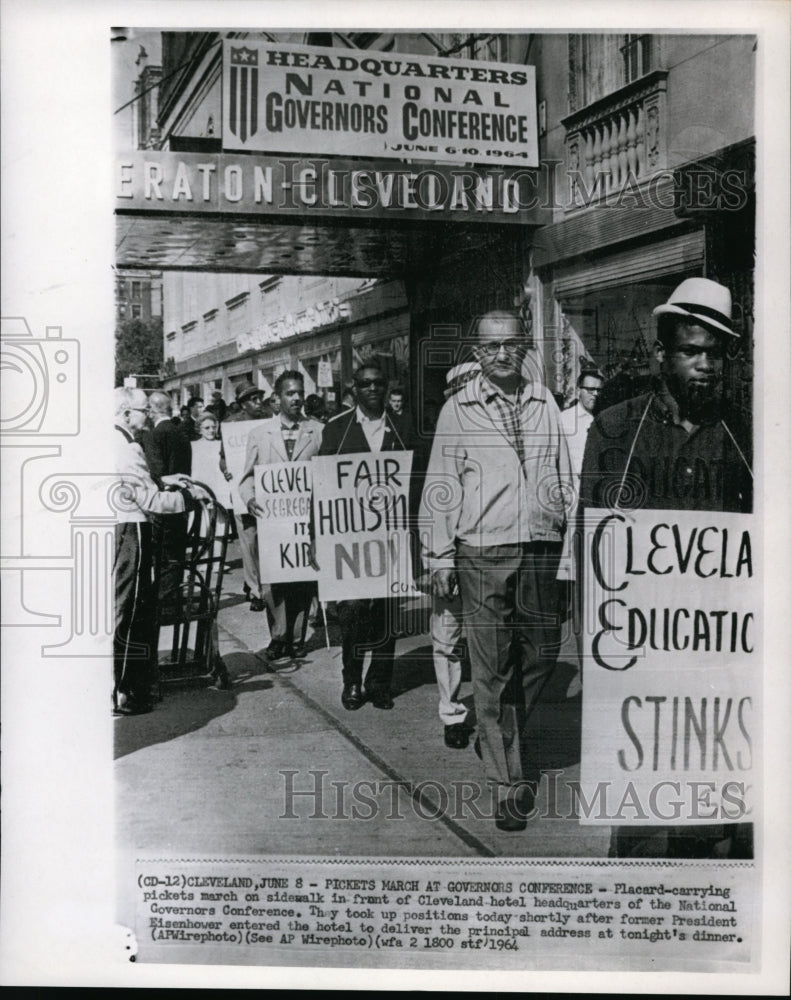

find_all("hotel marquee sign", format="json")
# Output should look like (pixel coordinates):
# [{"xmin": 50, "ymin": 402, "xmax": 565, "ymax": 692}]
[{"xmin": 116, "ymin": 152, "xmax": 545, "ymax": 224}]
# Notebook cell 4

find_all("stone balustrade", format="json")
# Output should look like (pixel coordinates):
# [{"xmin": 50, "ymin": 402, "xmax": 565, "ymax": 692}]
[{"xmin": 562, "ymin": 70, "xmax": 668, "ymax": 209}]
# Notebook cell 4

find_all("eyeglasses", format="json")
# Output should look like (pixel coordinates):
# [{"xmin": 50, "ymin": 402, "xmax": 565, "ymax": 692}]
[
  {"xmin": 579, "ymin": 384, "xmax": 601, "ymax": 393},
  {"xmin": 477, "ymin": 339, "xmax": 526, "ymax": 356},
  {"xmin": 355, "ymin": 378, "xmax": 387, "ymax": 389}
]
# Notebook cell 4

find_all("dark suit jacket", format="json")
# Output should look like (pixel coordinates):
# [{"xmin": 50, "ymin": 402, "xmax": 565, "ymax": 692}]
[
  {"xmin": 142, "ymin": 418, "xmax": 193, "ymax": 482},
  {"xmin": 318, "ymin": 407, "xmax": 412, "ymax": 457}
]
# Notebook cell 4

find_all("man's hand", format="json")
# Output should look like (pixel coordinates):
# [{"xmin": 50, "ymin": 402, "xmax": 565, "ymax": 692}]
[
  {"xmin": 161, "ymin": 473, "xmax": 190, "ymax": 488},
  {"xmin": 246, "ymin": 499, "xmax": 264, "ymax": 518},
  {"xmin": 432, "ymin": 568, "xmax": 458, "ymax": 601}
]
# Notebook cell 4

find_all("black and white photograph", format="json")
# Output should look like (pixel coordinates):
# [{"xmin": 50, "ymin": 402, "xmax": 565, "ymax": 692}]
[{"xmin": 1, "ymin": 0, "xmax": 789, "ymax": 990}]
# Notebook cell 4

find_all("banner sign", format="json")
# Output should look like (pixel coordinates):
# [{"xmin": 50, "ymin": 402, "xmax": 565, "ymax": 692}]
[
  {"xmin": 190, "ymin": 438, "xmax": 233, "ymax": 509},
  {"xmin": 254, "ymin": 461, "xmax": 317, "ymax": 583},
  {"xmin": 219, "ymin": 419, "xmax": 263, "ymax": 515},
  {"xmin": 222, "ymin": 40, "xmax": 538, "ymax": 167},
  {"xmin": 579, "ymin": 509, "xmax": 757, "ymax": 826},
  {"xmin": 311, "ymin": 450, "xmax": 417, "ymax": 601}
]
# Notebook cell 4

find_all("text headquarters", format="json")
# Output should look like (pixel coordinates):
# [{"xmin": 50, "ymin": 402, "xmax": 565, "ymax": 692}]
[{"xmin": 278, "ymin": 769, "xmax": 750, "ymax": 823}]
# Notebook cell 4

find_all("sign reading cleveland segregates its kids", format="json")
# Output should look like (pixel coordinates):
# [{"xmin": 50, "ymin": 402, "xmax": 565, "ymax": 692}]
[{"xmin": 254, "ymin": 460, "xmax": 317, "ymax": 583}]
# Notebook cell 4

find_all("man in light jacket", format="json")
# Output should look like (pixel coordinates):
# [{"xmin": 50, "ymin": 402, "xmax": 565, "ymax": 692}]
[
  {"xmin": 114, "ymin": 387, "xmax": 205, "ymax": 715},
  {"xmin": 240, "ymin": 371, "xmax": 324, "ymax": 660},
  {"xmin": 420, "ymin": 311, "xmax": 573, "ymax": 831}
]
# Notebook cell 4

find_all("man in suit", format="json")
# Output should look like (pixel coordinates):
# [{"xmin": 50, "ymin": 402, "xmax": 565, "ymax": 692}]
[
  {"xmin": 141, "ymin": 390, "xmax": 193, "ymax": 613},
  {"xmin": 240, "ymin": 371, "xmax": 324, "ymax": 660},
  {"xmin": 180, "ymin": 396, "xmax": 205, "ymax": 442},
  {"xmin": 318, "ymin": 361, "xmax": 413, "ymax": 711}
]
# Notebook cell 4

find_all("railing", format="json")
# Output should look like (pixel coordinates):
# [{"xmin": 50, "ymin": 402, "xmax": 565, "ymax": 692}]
[{"xmin": 562, "ymin": 70, "xmax": 668, "ymax": 210}]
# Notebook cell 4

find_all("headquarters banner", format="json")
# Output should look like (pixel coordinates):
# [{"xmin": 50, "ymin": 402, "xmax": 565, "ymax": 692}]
[
  {"xmin": 253, "ymin": 460, "xmax": 317, "ymax": 583},
  {"xmin": 221, "ymin": 40, "xmax": 538, "ymax": 167},
  {"xmin": 311, "ymin": 450, "xmax": 415, "ymax": 601},
  {"xmin": 580, "ymin": 509, "xmax": 757, "ymax": 826}
]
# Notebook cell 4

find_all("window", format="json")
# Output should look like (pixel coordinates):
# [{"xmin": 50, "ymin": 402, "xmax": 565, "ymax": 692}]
[
  {"xmin": 569, "ymin": 34, "xmax": 656, "ymax": 112},
  {"xmin": 131, "ymin": 303, "xmax": 142, "ymax": 319},
  {"xmin": 131, "ymin": 280, "xmax": 142, "ymax": 299},
  {"xmin": 621, "ymin": 35, "xmax": 654, "ymax": 85}
]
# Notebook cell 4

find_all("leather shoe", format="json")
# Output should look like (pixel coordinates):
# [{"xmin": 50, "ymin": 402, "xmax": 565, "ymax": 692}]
[
  {"xmin": 495, "ymin": 786, "xmax": 534, "ymax": 832},
  {"xmin": 444, "ymin": 723, "xmax": 470, "ymax": 749},
  {"xmin": 288, "ymin": 641, "xmax": 307, "ymax": 659},
  {"xmin": 249, "ymin": 596, "xmax": 265, "ymax": 612},
  {"xmin": 365, "ymin": 688, "xmax": 394, "ymax": 710},
  {"xmin": 341, "ymin": 682, "xmax": 364, "ymax": 710}
]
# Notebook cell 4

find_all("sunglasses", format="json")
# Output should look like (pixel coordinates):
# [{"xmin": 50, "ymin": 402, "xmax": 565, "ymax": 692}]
[{"xmin": 355, "ymin": 378, "xmax": 387, "ymax": 389}]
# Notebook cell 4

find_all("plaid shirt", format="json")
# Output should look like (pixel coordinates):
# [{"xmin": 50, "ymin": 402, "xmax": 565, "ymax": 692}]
[{"xmin": 478, "ymin": 374, "xmax": 528, "ymax": 474}]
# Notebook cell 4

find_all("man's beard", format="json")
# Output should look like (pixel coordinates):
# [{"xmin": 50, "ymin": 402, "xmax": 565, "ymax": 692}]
[{"xmin": 677, "ymin": 377, "xmax": 723, "ymax": 423}]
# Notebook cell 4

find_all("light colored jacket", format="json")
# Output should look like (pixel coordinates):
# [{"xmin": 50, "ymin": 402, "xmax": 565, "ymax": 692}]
[
  {"xmin": 115, "ymin": 425, "xmax": 185, "ymax": 523},
  {"xmin": 419, "ymin": 375, "xmax": 573, "ymax": 570},
  {"xmin": 239, "ymin": 415, "xmax": 324, "ymax": 506}
]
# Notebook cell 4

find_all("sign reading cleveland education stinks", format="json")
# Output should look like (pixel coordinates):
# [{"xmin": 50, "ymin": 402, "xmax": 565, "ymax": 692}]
[
  {"xmin": 579, "ymin": 509, "xmax": 756, "ymax": 827},
  {"xmin": 222, "ymin": 40, "xmax": 538, "ymax": 167}
]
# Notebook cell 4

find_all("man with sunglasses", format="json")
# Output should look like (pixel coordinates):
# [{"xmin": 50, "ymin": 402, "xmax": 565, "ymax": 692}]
[
  {"xmin": 420, "ymin": 311, "xmax": 573, "ymax": 831},
  {"xmin": 318, "ymin": 362, "xmax": 413, "ymax": 711}
]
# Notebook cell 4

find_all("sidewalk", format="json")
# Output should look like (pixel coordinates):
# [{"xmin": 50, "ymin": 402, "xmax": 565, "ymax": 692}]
[{"xmin": 115, "ymin": 553, "xmax": 611, "ymax": 862}]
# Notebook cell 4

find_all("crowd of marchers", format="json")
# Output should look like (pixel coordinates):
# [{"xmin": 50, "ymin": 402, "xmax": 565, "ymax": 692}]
[{"xmin": 113, "ymin": 277, "xmax": 752, "ymax": 855}]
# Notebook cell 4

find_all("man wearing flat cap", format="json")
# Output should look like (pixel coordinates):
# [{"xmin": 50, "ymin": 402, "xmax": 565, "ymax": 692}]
[{"xmin": 580, "ymin": 277, "xmax": 753, "ymax": 859}]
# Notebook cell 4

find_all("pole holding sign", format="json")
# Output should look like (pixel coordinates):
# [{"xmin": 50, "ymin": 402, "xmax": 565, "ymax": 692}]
[{"xmin": 311, "ymin": 450, "xmax": 417, "ymax": 602}]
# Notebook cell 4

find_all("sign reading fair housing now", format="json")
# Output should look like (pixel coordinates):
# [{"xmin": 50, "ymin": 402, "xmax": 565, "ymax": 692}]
[
  {"xmin": 222, "ymin": 40, "xmax": 538, "ymax": 167},
  {"xmin": 311, "ymin": 451, "xmax": 417, "ymax": 602}
]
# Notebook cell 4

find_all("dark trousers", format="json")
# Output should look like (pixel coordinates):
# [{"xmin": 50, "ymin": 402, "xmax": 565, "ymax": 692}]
[
  {"xmin": 114, "ymin": 521, "xmax": 156, "ymax": 704},
  {"xmin": 456, "ymin": 541, "xmax": 562, "ymax": 796},
  {"xmin": 336, "ymin": 598, "xmax": 398, "ymax": 691},
  {"xmin": 152, "ymin": 511, "xmax": 188, "ymax": 609},
  {"xmin": 271, "ymin": 581, "xmax": 317, "ymax": 646}
]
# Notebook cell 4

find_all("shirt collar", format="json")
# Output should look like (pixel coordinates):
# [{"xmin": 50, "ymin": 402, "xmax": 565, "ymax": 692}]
[
  {"xmin": 356, "ymin": 406, "xmax": 385, "ymax": 425},
  {"xmin": 279, "ymin": 414, "xmax": 300, "ymax": 431},
  {"xmin": 478, "ymin": 372, "xmax": 525, "ymax": 404}
]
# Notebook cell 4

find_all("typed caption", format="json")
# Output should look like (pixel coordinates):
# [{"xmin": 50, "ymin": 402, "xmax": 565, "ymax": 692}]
[{"xmin": 134, "ymin": 858, "xmax": 754, "ymax": 971}]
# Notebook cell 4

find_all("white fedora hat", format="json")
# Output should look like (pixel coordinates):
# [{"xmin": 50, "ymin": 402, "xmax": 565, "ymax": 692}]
[{"xmin": 653, "ymin": 277, "xmax": 736, "ymax": 337}]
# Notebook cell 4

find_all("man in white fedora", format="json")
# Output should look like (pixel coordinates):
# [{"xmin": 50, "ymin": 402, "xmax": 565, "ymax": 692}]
[
  {"xmin": 581, "ymin": 277, "xmax": 752, "ymax": 514},
  {"xmin": 580, "ymin": 277, "xmax": 753, "ymax": 859}
]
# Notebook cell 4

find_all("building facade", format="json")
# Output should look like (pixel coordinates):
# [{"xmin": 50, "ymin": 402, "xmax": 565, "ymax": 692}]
[{"xmin": 120, "ymin": 30, "xmax": 755, "ymax": 422}]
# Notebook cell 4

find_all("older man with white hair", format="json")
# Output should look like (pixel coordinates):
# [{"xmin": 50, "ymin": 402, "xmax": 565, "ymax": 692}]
[{"xmin": 114, "ymin": 386, "xmax": 204, "ymax": 715}]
